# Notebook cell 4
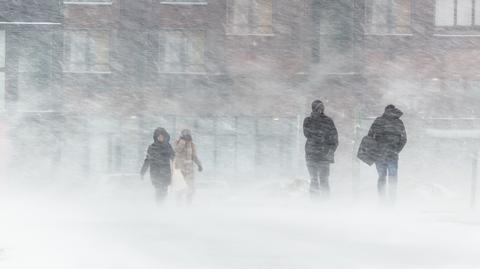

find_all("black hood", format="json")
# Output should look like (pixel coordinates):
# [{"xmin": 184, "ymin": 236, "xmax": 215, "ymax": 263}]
[
  {"xmin": 153, "ymin": 127, "xmax": 170, "ymax": 143},
  {"xmin": 383, "ymin": 105, "xmax": 403, "ymax": 119},
  {"xmin": 311, "ymin": 100, "xmax": 325, "ymax": 118},
  {"xmin": 311, "ymin": 100, "xmax": 325, "ymax": 113}
]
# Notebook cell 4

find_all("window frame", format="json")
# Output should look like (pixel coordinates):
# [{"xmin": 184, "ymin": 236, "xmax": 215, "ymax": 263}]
[
  {"xmin": 14, "ymin": 30, "xmax": 56, "ymax": 111},
  {"xmin": 364, "ymin": 0, "xmax": 413, "ymax": 35},
  {"xmin": 63, "ymin": 30, "xmax": 111, "ymax": 74},
  {"xmin": 226, "ymin": 0, "xmax": 274, "ymax": 36},
  {"xmin": 312, "ymin": 0, "xmax": 356, "ymax": 74},
  {"xmin": 157, "ymin": 29, "xmax": 206, "ymax": 74},
  {"xmin": 435, "ymin": 0, "xmax": 480, "ymax": 31}
]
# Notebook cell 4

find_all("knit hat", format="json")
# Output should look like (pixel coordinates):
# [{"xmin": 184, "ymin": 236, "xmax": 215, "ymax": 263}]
[
  {"xmin": 311, "ymin": 100, "xmax": 325, "ymax": 113},
  {"xmin": 181, "ymin": 129, "xmax": 192, "ymax": 137}
]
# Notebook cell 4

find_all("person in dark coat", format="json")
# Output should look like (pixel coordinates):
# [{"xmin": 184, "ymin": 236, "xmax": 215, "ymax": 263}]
[
  {"xmin": 141, "ymin": 127, "xmax": 175, "ymax": 203},
  {"xmin": 368, "ymin": 105, "xmax": 407, "ymax": 202},
  {"xmin": 303, "ymin": 100, "xmax": 338, "ymax": 196}
]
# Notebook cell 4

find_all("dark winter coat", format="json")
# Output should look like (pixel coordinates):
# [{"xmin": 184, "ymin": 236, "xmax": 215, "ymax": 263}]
[
  {"xmin": 367, "ymin": 106, "xmax": 407, "ymax": 162},
  {"xmin": 303, "ymin": 110, "xmax": 339, "ymax": 163},
  {"xmin": 141, "ymin": 128, "xmax": 175, "ymax": 188}
]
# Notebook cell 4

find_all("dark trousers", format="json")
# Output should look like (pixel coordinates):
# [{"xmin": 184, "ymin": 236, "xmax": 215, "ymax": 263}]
[
  {"xmin": 155, "ymin": 186, "xmax": 168, "ymax": 204},
  {"xmin": 376, "ymin": 159, "xmax": 398, "ymax": 202},
  {"xmin": 307, "ymin": 161, "xmax": 330, "ymax": 196}
]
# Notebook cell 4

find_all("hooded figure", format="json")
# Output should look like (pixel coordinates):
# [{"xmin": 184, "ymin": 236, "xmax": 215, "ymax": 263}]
[
  {"xmin": 367, "ymin": 105, "xmax": 407, "ymax": 202},
  {"xmin": 368, "ymin": 105, "xmax": 407, "ymax": 162},
  {"xmin": 141, "ymin": 127, "xmax": 175, "ymax": 203},
  {"xmin": 303, "ymin": 100, "xmax": 338, "ymax": 196},
  {"xmin": 174, "ymin": 129, "xmax": 202, "ymax": 204}
]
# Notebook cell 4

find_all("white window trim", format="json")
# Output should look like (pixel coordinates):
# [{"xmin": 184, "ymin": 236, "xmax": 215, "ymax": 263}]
[
  {"xmin": 316, "ymin": 72, "xmax": 359, "ymax": 76},
  {"xmin": 225, "ymin": 33, "xmax": 275, "ymax": 37},
  {"xmin": 364, "ymin": 33, "xmax": 414, "ymax": 36},
  {"xmin": 159, "ymin": 1, "xmax": 207, "ymax": 5},
  {"xmin": 434, "ymin": 33, "xmax": 480, "ymax": 37},
  {"xmin": 157, "ymin": 71, "xmax": 226, "ymax": 76},
  {"xmin": 0, "ymin": 22, "xmax": 61, "ymax": 25},
  {"xmin": 64, "ymin": 1, "xmax": 113, "ymax": 5},
  {"xmin": 158, "ymin": 71, "xmax": 209, "ymax": 75},
  {"xmin": 62, "ymin": 71, "xmax": 113, "ymax": 74}
]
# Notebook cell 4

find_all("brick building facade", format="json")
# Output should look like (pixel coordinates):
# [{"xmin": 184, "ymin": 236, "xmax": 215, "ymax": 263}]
[{"xmin": 1, "ymin": 1, "xmax": 479, "ymax": 186}]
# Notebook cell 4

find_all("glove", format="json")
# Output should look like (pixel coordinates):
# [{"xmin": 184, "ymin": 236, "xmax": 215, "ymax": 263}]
[{"xmin": 198, "ymin": 165, "xmax": 203, "ymax": 172}]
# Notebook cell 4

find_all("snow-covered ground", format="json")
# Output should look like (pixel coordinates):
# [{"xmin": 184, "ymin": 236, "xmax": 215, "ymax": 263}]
[{"xmin": 1, "ymin": 179, "xmax": 480, "ymax": 269}]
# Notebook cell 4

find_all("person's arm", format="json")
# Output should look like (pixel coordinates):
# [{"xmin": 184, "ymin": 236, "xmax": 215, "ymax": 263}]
[
  {"xmin": 303, "ymin": 117, "xmax": 316, "ymax": 138},
  {"xmin": 140, "ymin": 148, "xmax": 151, "ymax": 179},
  {"xmin": 368, "ymin": 118, "xmax": 381, "ymax": 139},
  {"xmin": 169, "ymin": 144, "xmax": 176, "ymax": 161},
  {"xmin": 397, "ymin": 120, "xmax": 407, "ymax": 153},
  {"xmin": 192, "ymin": 143, "xmax": 203, "ymax": 172},
  {"xmin": 329, "ymin": 119, "xmax": 339, "ymax": 152}
]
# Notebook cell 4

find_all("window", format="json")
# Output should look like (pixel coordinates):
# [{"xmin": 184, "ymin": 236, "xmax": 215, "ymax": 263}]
[
  {"xmin": 136, "ymin": 115, "xmax": 297, "ymax": 179},
  {"xmin": 16, "ymin": 31, "xmax": 54, "ymax": 111},
  {"xmin": 158, "ymin": 30, "xmax": 205, "ymax": 73},
  {"xmin": 365, "ymin": 0, "xmax": 412, "ymax": 34},
  {"xmin": 0, "ymin": 30, "xmax": 4, "ymax": 110},
  {"xmin": 192, "ymin": 117, "xmax": 215, "ymax": 177},
  {"xmin": 314, "ymin": 0, "xmax": 354, "ymax": 73},
  {"xmin": 435, "ymin": 0, "xmax": 480, "ymax": 26},
  {"xmin": 226, "ymin": 0, "xmax": 273, "ymax": 35},
  {"xmin": 64, "ymin": 31, "xmax": 110, "ymax": 73},
  {"xmin": 215, "ymin": 117, "xmax": 236, "ymax": 175},
  {"xmin": 236, "ymin": 117, "xmax": 255, "ymax": 177},
  {"xmin": 0, "ymin": 1, "xmax": 61, "ymax": 22},
  {"xmin": 19, "ymin": 35, "xmax": 53, "ymax": 74},
  {"xmin": 255, "ymin": 117, "xmax": 296, "ymax": 178}
]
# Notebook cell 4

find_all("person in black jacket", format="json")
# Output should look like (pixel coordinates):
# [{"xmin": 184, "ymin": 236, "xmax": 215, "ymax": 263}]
[
  {"xmin": 303, "ymin": 100, "xmax": 338, "ymax": 196},
  {"xmin": 141, "ymin": 127, "xmax": 175, "ymax": 203},
  {"xmin": 368, "ymin": 105, "xmax": 407, "ymax": 202}
]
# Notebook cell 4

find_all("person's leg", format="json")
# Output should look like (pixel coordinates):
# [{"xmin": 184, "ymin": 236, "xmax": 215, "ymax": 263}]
[
  {"xmin": 318, "ymin": 162, "xmax": 331, "ymax": 195},
  {"xmin": 155, "ymin": 185, "xmax": 168, "ymax": 204},
  {"xmin": 307, "ymin": 160, "xmax": 320, "ymax": 196},
  {"xmin": 182, "ymin": 170, "xmax": 195, "ymax": 205},
  {"xmin": 175, "ymin": 190, "xmax": 184, "ymax": 205},
  {"xmin": 387, "ymin": 159, "xmax": 399, "ymax": 203},
  {"xmin": 376, "ymin": 162, "xmax": 388, "ymax": 199}
]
